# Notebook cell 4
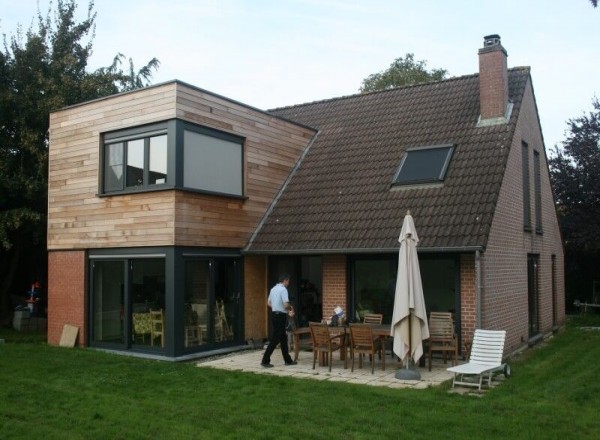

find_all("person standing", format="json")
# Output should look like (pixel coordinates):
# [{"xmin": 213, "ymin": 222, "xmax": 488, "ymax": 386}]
[{"xmin": 261, "ymin": 274, "xmax": 297, "ymax": 367}]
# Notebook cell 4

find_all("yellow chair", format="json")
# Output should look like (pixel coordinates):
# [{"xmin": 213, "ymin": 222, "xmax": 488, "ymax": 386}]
[
  {"xmin": 149, "ymin": 309, "xmax": 165, "ymax": 348},
  {"xmin": 132, "ymin": 312, "xmax": 151, "ymax": 344}
]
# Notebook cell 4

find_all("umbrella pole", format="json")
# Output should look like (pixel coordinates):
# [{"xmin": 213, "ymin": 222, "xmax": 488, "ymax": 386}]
[{"xmin": 395, "ymin": 312, "xmax": 421, "ymax": 380}]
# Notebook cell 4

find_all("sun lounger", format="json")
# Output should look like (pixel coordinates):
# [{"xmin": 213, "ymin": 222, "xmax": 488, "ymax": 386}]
[{"xmin": 447, "ymin": 329, "xmax": 508, "ymax": 390}]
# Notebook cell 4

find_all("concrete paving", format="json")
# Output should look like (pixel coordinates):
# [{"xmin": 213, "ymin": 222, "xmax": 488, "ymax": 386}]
[{"xmin": 197, "ymin": 347, "xmax": 461, "ymax": 389}]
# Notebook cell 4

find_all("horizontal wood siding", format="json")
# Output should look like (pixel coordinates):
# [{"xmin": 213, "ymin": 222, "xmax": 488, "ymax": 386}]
[
  {"xmin": 48, "ymin": 81, "xmax": 316, "ymax": 250},
  {"xmin": 172, "ymin": 83, "xmax": 315, "ymax": 248},
  {"xmin": 48, "ymin": 83, "xmax": 179, "ymax": 250}
]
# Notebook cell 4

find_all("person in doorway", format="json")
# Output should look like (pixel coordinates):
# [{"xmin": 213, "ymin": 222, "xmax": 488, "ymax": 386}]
[{"xmin": 261, "ymin": 274, "xmax": 297, "ymax": 367}]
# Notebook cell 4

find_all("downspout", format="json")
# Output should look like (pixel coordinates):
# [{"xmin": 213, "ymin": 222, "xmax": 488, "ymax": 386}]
[{"xmin": 476, "ymin": 250, "xmax": 482, "ymax": 328}]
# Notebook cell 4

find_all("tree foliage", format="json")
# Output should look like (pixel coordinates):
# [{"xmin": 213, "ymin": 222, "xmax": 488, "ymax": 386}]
[
  {"xmin": 549, "ymin": 98, "xmax": 600, "ymax": 253},
  {"xmin": 359, "ymin": 53, "xmax": 448, "ymax": 93},
  {"xmin": 0, "ymin": 0, "xmax": 159, "ymax": 318}
]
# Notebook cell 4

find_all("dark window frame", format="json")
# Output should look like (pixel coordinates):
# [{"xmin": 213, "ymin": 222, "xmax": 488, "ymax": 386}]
[
  {"xmin": 533, "ymin": 150, "xmax": 543, "ymax": 234},
  {"xmin": 99, "ymin": 119, "xmax": 245, "ymax": 199},
  {"xmin": 522, "ymin": 141, "xmax": 532, "ymax": 231},
  {"xmin": 393, "ymin": 144, "xmax": 454, "ymax": 186}
]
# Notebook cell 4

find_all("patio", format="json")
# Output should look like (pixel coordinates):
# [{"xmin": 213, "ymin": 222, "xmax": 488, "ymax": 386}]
[{"xmin": 197, "ymin": 346, "xmax": 460, "ymax": 389}]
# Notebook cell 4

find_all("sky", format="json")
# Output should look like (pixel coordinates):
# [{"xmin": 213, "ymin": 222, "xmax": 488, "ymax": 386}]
[{"xmin": 1, "ymin": 0, "xmax": 599, "ymax": 151}]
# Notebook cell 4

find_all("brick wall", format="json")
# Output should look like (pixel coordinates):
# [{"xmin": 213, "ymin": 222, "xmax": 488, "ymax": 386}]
[
  {"xmin": 460, "ymin": 254, "xmax": 476, "ymax": 349},
  {"xmin": 47, "ymin": 250, "xmax": 87, "ymax": 346},
  {"xmin": 484, "ymin": 80, "xmax": 565, "ymax": 353},
  {"xmin": 322, "ymin": 255, "xmax": 347, "ymax": 321}
]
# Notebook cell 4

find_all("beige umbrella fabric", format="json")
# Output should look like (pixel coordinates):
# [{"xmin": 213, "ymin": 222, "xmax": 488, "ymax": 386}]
[{"xmin": 391, "ymin": 211, "xmax": 429, "ymax": 365}]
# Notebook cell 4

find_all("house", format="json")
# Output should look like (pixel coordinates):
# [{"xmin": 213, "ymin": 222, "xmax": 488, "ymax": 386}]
[{"xmin": 47, "ymin": 35, "xmax": 564, "ymax": 358}]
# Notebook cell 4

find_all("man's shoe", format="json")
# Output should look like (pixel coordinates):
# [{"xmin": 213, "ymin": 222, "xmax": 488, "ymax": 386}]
[
  {"xmin": 261, "ymin": 363, "xmax": 274, "ymax": 368},
  {"xmin": 285, "ymin": 361, "xmax": 297, "ymax": 366}
]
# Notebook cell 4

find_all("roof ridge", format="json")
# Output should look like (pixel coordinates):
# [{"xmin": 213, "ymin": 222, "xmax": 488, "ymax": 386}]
[{"xmin": 268, "ymin": 67, "xmax": 530, "ymax": 112}]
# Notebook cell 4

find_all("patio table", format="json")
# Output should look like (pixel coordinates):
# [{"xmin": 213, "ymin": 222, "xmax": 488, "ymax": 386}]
[{"xmin": 292, "ymin": 324, "xmax": 392, "ymax": 363}]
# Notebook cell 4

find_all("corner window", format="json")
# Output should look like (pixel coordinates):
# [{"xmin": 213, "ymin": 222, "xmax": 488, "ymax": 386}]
[
  {"xmin": 393, "ymin": 144, "xmax": 454, "ymax": 185},
  {"xmin": 103, "ymin": 123, "xmax": 168, "ymax": 193},
  {"xmin": 183, "ymin": 126, "xmax": 243, "ymax": 197}
]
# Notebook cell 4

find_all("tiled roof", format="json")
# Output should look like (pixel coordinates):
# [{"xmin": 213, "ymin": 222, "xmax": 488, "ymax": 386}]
[{"xmin": 246, "ymin": 68, "xmax": 531, "ymax": 253}]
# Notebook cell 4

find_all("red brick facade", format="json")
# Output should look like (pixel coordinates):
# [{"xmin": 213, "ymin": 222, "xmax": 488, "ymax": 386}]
[
  {"xmin": 321, "ymin": 255, "xmax": 347, "ymax": 320},
  {"xmin": 47, "ymin": 250, "xmax": 87, "ymax": 346},
  {"xmin": 460, "ymin": 254, "xmax": 477, "ymax": 349}
]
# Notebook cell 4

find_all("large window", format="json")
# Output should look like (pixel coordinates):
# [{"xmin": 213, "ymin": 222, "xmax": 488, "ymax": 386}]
[
  {"xmin": 90, "ymin": 256, "xmax": 166, "ymax": 350},
  {"xmin": 183, "ymin": 127, "xmax": 243, "ymax": 196},
  {"xmin": 393, "ymin": 144, "xmax": 454, "ymax": 186},
  {"xmin": 103, "ymin": 125, "xmax": 168, "ymax": 193},
  {"xmin": 101, "ymin": 120, "xmax": 244, "ymax": 197}
]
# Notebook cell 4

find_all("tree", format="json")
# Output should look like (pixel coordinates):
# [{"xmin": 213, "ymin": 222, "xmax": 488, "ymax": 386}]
[
  {"xmin": 549, "ymin": 98, "xmax": 600, "ymax": 307},
  {"xmin": 359, "ymin": 53, "xmax": 448, "ymax": 93},
  {"xmin": 0, "ymin": 0, "xmax": 159, "ymax": 321},
  {"xmin": 591, "ymin": 0, "xmax": 598, "ymax": 8}
]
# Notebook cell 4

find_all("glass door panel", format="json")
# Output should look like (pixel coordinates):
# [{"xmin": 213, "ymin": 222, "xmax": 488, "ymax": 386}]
[
  {"xmin": 184, "ymin": 260, "xmax": 210, "ymax": 347},
  {"xmin": 92, "ymin": 260, "xmax": 125, "ymax": 344},
  {"xmin": 130, "ymin": 259, "xmax": 166, "ymax": 349}
]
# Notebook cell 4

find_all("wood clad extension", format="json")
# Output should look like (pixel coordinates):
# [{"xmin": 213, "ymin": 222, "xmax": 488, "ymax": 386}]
[{"xmin": 48, "ymin": 81, "xmax": 316, "ymax": 250}]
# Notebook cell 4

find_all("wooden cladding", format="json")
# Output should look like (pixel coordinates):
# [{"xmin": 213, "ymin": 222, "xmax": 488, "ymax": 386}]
[{"xmin": 48, "ymin": 81, "xmax": 316, "ymax": 250}]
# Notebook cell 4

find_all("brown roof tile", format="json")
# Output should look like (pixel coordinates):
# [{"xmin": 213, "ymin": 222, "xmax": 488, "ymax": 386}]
[{"xmin": 246, "ymin": 68, "xmax": 530, "ymax": 253}]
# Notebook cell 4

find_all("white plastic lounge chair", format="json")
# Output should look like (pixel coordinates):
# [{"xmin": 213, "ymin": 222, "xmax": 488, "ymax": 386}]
[{"xmin": 447, "ymin": 329, "xmax": 508, "ymax": 390}]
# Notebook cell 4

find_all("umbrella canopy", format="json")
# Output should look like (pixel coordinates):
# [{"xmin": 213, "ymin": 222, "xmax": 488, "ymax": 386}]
[{"xmin": 391, "ymin": 211, "xmax": 429, "ymax": 365}]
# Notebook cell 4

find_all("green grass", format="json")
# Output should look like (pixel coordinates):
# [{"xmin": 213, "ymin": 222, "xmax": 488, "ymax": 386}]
[{"xmin": 1, "ymin": 316, "xmax": 600, "ymax": 439}]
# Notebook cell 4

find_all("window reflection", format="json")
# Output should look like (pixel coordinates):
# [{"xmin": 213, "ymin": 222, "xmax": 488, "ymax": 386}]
[
  {"xmin": 149, "ymin": 135, "xmax": 167, "ymax": 185},
  {"xmin": 126, "ymin": 139, "xmax": 144, "ymax": 186}
]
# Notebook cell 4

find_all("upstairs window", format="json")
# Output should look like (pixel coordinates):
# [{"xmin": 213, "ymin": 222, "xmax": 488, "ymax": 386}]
[
  {"xmin": 533, "ymin": 150, "xmax": 543, "ymax": 234},
  {"xmin": 522, "ymin": 141, "xmax": 532, "ymax": 231},
  {"xmin": 183, "ymin": 126, "xmax": 243, "ymax": 197},
  {"xmin": 103, "ymin": 123, "xmax": 168, "ymax": 193},
  {"xmin": 101, "ymin": 120, "xmax": 244, "ymax": 198},
  {"xmin": 393, "ymin": 144, "xmax": 454, "ymax": 185}
]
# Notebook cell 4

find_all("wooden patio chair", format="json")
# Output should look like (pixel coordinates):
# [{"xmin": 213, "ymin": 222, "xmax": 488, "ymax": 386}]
[
  {"xmin": 447, "ymin": 329, "xmax": 509, "ymax": 390},
  {"xmin": 309, "ymin": 322, "xmax": 346, "ymax": 372},
  {"xmin": 362, "ymin": 313, "xmax": 383, "ymax": 324},
  {"xmin": 349, "ymin": 323, "xmax": 385, "ymax": 373},
  {"xmin": 427, "ymin": 312, "xmax": 458, "ymax": 371},
  {"xmin": 362, "ymin": 313, "xmax": 385, "ymax": 358},
  {"xmin": 149, "ymin": 309, "xmax": 164, "ymax": 348}
]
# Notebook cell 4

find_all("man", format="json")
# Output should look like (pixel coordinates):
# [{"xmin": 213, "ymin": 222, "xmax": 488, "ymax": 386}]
[{"xmin": 261, "ymin": 274, "xmax": 297, "ymax": 367}]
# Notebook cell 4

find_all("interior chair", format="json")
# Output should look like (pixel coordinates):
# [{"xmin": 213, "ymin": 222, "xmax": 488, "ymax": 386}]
[
  {"xmin": 149, "ymin": 309, "xmax": 165, "ymax": 348},
  {"xmin": 349, "ymin": 323, "xmax": 385, "ymax": 373},
  {"xmin": 309, "ymin": 322, "xmax": 347, "ymax": 372},
  {"xmin": 362, "ymin": 313, "xmax": 383, "ymax": 324},
  {"xmin": 447, "ymin": 329, "xmax": 509, "ymax": 391},
  {"xmin": 427, "ymin": 312, "xmax": 459, "ymax": 371},
  {"xmin": 215, "ymin": 299, "xmax": 233, "ymax": 342},
  {"xmin": 132, "ymin": 312, "xmax": 152, "ymax": 344},
  {"xmin": 191, "ymin": 303, "xmax": 208, "ymax": 343}
]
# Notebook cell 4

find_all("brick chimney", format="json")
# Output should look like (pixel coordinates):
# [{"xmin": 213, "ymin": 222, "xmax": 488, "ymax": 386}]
[{"xmin": 478, "ymin": 34, "xmax": 508, "ymax": 122}]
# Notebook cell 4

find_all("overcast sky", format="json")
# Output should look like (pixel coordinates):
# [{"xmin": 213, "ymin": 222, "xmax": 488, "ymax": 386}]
[{"xmin": 1, "ymin": 0, "xmax": 599, "ymax": 151}]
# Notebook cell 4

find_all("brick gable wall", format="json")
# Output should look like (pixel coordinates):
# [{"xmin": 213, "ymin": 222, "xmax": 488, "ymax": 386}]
[{"xmin": 484, "ymin": 79, "xmax": 565, "ymax": 353}]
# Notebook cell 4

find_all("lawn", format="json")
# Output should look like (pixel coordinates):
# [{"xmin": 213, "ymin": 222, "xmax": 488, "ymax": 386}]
[{"xmin": 1, "ymin": 315, "xmax": 599, "ymax": 440}]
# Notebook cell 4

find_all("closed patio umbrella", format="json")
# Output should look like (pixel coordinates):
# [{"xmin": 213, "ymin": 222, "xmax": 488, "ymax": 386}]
[{"xmin": 391, "ymin": 211, "xmax": 429, "ymax": 379}]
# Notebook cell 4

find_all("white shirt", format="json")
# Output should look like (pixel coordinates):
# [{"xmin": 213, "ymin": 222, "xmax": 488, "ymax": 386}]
[{"xmin": 268, "ymin": 283, "xmax": 289, "ymax": 313}]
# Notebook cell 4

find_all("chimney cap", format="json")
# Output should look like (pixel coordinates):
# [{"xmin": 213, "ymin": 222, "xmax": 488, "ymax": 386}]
[{"xmin": 483, "ymin": 34, "xmax": 501, "ymax": 47}]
